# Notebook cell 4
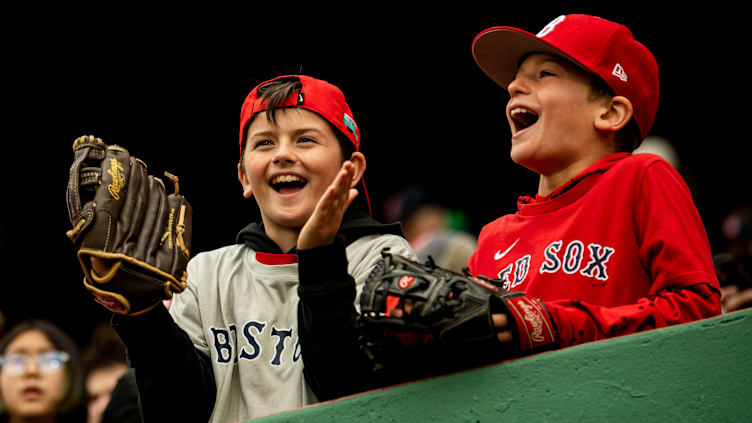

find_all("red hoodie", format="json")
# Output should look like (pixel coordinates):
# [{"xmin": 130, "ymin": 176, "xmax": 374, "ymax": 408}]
[{"xmin": 468, "ymin": 153, "xmax": 721, "ymax": 348}]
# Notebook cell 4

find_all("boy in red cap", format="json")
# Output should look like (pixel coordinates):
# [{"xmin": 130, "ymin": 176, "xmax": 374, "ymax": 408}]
[
  {"xmin": 108, "ymin": 75, "xmax": 414, "ymax": 422},
  {"xmin": 299, "ymin": 14, "xmax": 722, "ymax": 400},
  {"xmin": 468, "ymin": 14, "xmax": 721, "ymax": 353}
]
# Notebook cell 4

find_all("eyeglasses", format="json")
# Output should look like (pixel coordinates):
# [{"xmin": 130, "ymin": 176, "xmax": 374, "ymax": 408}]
[{"xmin": 0, "ymin": 351, "xmax": 70, "ymax": 376}]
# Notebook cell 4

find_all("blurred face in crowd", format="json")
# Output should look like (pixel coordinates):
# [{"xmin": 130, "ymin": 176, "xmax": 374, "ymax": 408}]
[
  {"xmin": 86, "ymin": 362, "xmax": 128, "ymax": 423},
  {"xmin": 1, "ymin": 329, "xmax": 69, "ymax": 420}
]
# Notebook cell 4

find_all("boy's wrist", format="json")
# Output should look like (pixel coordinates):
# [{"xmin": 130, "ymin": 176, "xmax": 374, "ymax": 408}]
[
  {"xmin": 297, "ymin": 236, "xmax": 351, "ymax": 292},
  {"xmin": 493, "ymin": 293, "xmax": 558, "ymax": 351},
  {"xmin": 110, "ymin": 303, "xmax": 173, "ymax": 367}
]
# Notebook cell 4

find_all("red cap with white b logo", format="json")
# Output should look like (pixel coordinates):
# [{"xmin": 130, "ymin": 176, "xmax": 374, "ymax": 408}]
[{"xmin": 472, "ymin": 14, "xmax": 659, "ymax": 140}]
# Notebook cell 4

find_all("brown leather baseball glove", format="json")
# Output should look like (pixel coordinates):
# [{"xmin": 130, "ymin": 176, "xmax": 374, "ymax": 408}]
[{"xmin": 65, "ymin": 135, "xmax": 192, "ymax": 315}]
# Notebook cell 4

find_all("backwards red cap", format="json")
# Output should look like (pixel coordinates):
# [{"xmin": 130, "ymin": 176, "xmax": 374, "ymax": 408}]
[
  {"xmin": 238, "ymin": 75, "xmax": 371, "ymax": 215},
  {"xmin": 472, "ymin": 14, "xmax": 659, "ymax": 140},
  {"xmin": 239, "ymin": 74, "xmax": 360, "ymax": 152}
]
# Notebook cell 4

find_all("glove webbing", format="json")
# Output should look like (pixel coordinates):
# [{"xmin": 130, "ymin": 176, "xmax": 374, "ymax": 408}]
[{"xmin": 66, "ymin": 136, "xmax": 107, "ymax": 241}]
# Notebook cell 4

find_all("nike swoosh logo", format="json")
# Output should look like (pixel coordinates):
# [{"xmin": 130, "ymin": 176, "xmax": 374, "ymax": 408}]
[{"xmin": 494, "ymin": 238, "xmax": 520, "ymax": 260}]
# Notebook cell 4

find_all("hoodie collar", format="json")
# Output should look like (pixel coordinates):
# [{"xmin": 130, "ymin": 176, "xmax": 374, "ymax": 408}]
[{"xmin": 518, "ymin": 152, "xmax": 631, "ymax": 206}]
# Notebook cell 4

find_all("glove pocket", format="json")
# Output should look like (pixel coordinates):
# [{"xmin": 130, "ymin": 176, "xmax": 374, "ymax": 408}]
[
  {"xmin": 81, "ymin": 254, "xmax": 173, "ymax": 315},
  {"xmin": 439, "ymin": 295, "xmax": 498, "ymax": 344}
]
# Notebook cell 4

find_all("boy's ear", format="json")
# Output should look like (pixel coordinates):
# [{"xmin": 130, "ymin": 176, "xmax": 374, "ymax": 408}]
[
  {"xmin": 595, "ymin": 95, "xmax": 634, "ymax": 133},
  {"xmin": 237, "ymin": 163, "xmax": 253, "ymax": 198},
  {"xmin": 348, "ymin": 152, "xmax": 367, "ymax": 188}
]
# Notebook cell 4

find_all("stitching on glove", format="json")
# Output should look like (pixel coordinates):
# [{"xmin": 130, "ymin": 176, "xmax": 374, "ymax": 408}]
[
  {"xmin": 176, "ymin": 205, "xmax": 189, "ymax": 258},
  {"xmin": 120, "ymin": 264, "xmax": 168, "ymax": 286}
]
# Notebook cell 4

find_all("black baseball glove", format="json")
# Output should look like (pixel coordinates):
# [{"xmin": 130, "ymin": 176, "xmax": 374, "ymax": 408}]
[
  {"xmin": 65, "ymin": 135, "xmax": 192, "ymax": 316},
  {"xmin": 358, "ymin": 249, "xmax": 557, "ymax": 374}
]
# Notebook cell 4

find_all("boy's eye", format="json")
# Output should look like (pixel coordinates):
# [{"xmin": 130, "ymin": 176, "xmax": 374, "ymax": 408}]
[
  {"xmin": 298, "ymin": 136, "xmax": 316, "ymax": 144},
  {"xmin": 253, "ymin": 140, "xmax": 273, "ymax": 148},
  {"xmin": 539, "ymin": 70, "xmax": 555, "ymax": 78}
]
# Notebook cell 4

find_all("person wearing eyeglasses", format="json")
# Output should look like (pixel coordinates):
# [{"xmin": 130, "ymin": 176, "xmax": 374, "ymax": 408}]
[{"xmin": 0, "ymin": 319, "xmax": 86, "ymax": 423}]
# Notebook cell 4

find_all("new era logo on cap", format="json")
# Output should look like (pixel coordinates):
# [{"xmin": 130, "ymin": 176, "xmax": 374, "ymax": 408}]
[{"xmin": 612, "ymin": 64, "xmax": 628, "ymax": 82}]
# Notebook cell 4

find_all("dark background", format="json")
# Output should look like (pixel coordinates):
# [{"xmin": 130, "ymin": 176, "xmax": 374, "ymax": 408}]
[{"xmin": 2, "ymin": 7, "xmax": 748, "ymax": 348}]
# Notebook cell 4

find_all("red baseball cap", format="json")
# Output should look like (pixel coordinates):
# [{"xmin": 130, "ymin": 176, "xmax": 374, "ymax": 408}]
[
  {"xmin": 239, "ymin": 74, "xmax": 360, "ymax": 152},
  {"xmin": 472, "ymin": 14, "xmax": 659, "ymax": 140},
  {"xmin": 238, "ymin": 75, "xmax": 371, "ymax": 215}
]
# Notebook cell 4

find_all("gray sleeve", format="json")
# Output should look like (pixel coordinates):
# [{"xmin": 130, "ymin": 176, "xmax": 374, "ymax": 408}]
[
  {"xmin": 346, "ymin": 234, "xmax": 416, "ymax": 311},
  {"xmin": 168, "ymin": 256, "xmax": 211, "ymax": 357}
]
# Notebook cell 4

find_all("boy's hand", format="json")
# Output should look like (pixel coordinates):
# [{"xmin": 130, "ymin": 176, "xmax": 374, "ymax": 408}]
[
  {"xmin": 492, "ymin": 313, "xmax": 514, "ymax": 343},
  {"xmin": 297, "ymin": 161, "xmax": 359, "ymax": 250}
]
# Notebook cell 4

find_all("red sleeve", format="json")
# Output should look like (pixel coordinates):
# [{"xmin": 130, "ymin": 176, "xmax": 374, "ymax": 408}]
[
  {"xmin": 634, "ymin": 159, "xmax": 718, "ymax": 293},
  {"xmin": 544, "ymin": 282, "xmax": 720, "ymax": 347}
]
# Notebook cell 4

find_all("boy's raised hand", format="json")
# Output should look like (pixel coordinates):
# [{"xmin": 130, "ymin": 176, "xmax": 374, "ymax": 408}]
[{"xmin": 297, "ymin": 160, "xmax": 359, "ymax": 250}]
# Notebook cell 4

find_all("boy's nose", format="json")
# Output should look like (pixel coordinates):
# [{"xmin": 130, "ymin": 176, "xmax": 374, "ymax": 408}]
[
  {"xmin": 507, "ymin": 76, "xmax": 529, "ymax": 97},
  {"xmin": 272, "ymin": 142, "xmax": 297, "ymax": 164}
]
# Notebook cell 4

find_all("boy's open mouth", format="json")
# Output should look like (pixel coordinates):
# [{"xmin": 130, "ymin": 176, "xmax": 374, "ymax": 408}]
[
  {"xmin": 510, "ymin": 107, "xmax": 539, "ymax": 133},
  {"xmin": 270, "ymin": 174, "xmax": 307, "ymax": 194}
]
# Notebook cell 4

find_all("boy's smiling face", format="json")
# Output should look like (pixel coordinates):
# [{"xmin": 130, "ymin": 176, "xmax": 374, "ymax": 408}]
[
  {"xmin": 239, "ymin": 108, "xmax": 345, "ymax": 234},
  {"xmin": 506, "ymin": 53, "xmax": 607, "ymax": 176}
]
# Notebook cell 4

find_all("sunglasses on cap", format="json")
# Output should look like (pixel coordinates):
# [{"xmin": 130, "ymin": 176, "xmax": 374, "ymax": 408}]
[{"xmin": 0, "ymin": 351, "xmax": 70, "ymax": 376}]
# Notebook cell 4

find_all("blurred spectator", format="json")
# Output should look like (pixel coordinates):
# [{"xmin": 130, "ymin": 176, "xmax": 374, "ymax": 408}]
[
  {"xmin": 720, "ymin": 203, "xmax": 752, "ymax": 257},
  {"xmin": 634, "ymin": 137, "xmax": 752, "ymax": 312},
  {"xmin": 100, "ymin": 368, "xmax": 138, "ymax": 423},
  {"xmin": 82, "ymin": 322, "xmax": 130, "ymax": 423},
  {"xmin": 383, "ymin": 185, "xmax": 477, "ymax": 273},
  {"xmin": 96, "ymin": 301, "xmax": 176, "ymax": 423},
  {"xmin": 714, "ymin": 203, "xmax": 752, "ymax": 313},
  {"xmin": 634, "ymin": 136, "xmax": 680, "ymax": 169},
  {"xmin": 0, "ymin": 319, "xmax": 87, "ymax": 423},
  {"xmin": 714, "ymin": 253, "xmax": 752, "ymax": 313}
]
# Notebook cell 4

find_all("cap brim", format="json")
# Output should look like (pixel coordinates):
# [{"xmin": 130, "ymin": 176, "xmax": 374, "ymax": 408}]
[{"xmin": 472, "ymin": 26, "xmax": 583, "ymax": 90}]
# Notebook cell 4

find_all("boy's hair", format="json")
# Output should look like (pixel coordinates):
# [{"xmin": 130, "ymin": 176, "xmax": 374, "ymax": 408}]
[
  {"xmin": 586, "ymin": 73, "xmax": 643, "ymax": 153},
  {"xmin": 239, "ymin": 77, "xmax": 356, "ymax": 170}
]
